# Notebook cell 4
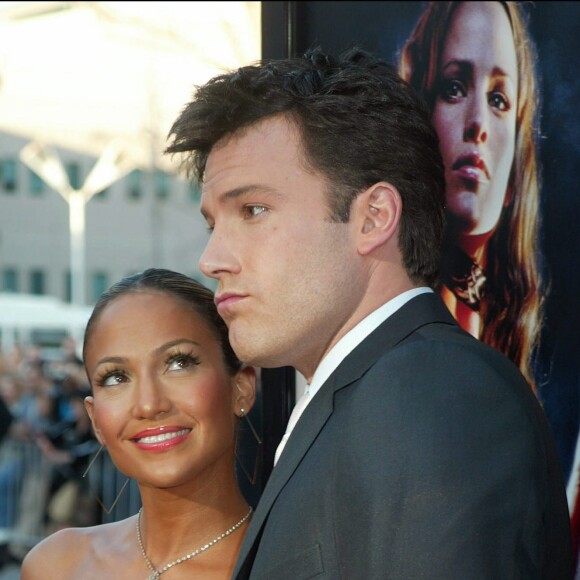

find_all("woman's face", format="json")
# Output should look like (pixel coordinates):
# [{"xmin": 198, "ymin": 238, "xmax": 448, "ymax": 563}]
[
  {"xmin": 84, "ymin": 291, "xmax": 250, "ymax": 490},
  {"xmin": 432, "ymin": 1, "xmax": 517, "ymax": 238}
]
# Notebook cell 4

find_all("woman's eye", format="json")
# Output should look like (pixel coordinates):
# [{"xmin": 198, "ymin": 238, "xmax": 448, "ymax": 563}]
[
  {"xmin": 441, "ymin": 79, "xmax": 466, "ymax": 102},
  {"xmin": 489, "ymin": 92, "xmax": 510, "ymax": 112},
  {"xmin": 99, "ymin": 372, "xmax": 127, "ymax": 387},
  {"xmin": 167, "ymin": 354, "xmax": 200, "ymax": 372}
]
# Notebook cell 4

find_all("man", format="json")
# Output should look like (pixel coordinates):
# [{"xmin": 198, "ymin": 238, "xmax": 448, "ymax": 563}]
[{"xmin": 166, "ymin": 48, "xmax": 572, "ymax": 579}]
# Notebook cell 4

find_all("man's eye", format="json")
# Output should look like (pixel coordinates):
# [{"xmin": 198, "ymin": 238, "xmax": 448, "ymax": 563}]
[{"xmin": 243, "ymin": 205, "xmax": 268, "ymax": 219}]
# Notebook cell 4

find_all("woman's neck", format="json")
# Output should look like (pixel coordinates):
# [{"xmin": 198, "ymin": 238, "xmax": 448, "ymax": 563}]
[
  {"xmin": 135, "ymin": 488, "xmax": 252, "ymax": 579},
  {"xmin": 441, "ymin": 285, "xmax": 481, "ymax": 338},
  {"xmin": 137, "ymin": 467, "xmax": 249, "ymax": 549},
  {"xmin": 454, "ymin": 231, "xmax": 490, "ymax": 268}
]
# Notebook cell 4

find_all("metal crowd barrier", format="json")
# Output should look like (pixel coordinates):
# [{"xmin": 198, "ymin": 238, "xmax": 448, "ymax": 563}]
[
  {"xmin": 0, "ymin": 436, "xmax": 141, "ymax": 556},
  {"xmin": 0, "ymin": 437, "xmax": 47, "ymax": 552},
  {"xmin": 83, "ymin": 444, "xmax": 141, "ymax": 524}
]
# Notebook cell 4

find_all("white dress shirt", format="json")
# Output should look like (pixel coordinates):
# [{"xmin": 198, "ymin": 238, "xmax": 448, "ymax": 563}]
[{"xmin": 274, "ymin": 287, "xmax": 433, "ymax": 464}]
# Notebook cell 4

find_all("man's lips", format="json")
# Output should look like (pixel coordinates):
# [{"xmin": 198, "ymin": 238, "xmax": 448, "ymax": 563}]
[{"xmin": 215, "ymin": 293, "xmax": 247, "ymax": 313}]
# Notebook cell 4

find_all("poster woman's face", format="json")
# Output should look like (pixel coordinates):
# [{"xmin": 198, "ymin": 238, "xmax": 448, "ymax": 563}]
[{"xmin": 432, "ymin": 1, "xmax": 517, "ymax": 237}]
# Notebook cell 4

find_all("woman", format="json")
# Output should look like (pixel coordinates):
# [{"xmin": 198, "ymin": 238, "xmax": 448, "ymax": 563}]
[
  {"xmin": 399, "ymin": 1, "xmax": 543, "ymax": 391},
  {"xmin": 21, "ymin": 268, "xmax": 256, "ymax": 579}
]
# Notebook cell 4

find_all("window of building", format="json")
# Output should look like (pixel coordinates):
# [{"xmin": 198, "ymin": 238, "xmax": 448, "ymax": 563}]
[
  {"xmin": 127, "ymin": 169, "xmax": 143, "ymax": 200},
  {"xmin": 92, "ymin": 272, "xmax": 108, "ymax": 303},
  {"xmin": 30, "ymin": 269, "xmax": 46, "ymax": 295},
  {"xmin": 2, "ymin": 268, "xmax": 18, "ymax": 292},
  {"xmin": 155, "ymin": 170, "xmax": 170, "ymax": 200},
  {"xmin": 95, "ymin": 187, "xmax": 109, "ymax": 200},
  {"xmin": 64, "ymin": 270, "xmax": 71, "ymax": 303},
  {"xmin": 1, "ymin": 159, "xmax": 17, "ymax": 192},
  {"xmin": 29, "ymin": 168, "xmax": 44, "ymax": 195},
  {"xmin": 66, "ymin": 162, "xmax": 82, "ymax": 190}
]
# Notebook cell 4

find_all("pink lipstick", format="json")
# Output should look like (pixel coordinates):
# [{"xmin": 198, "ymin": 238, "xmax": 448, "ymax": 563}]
[{"xmin": 131, "ymin": 426, "xmax": 191, "ymax": 452}]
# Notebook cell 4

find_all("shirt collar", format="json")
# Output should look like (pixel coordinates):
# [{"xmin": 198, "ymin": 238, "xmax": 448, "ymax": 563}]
[{"xmin": 307, "ymin": 287, "xmax": 433, "ymax": 399}]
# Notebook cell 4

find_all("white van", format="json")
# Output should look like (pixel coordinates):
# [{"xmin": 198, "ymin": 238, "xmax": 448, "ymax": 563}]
[{"xmin": 0, "ymin": 293, "xmax": 92, "ymax": 360}]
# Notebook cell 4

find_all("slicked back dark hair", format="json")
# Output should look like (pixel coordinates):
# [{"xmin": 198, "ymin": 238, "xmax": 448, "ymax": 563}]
[
  {"xmin": 83, "ymin": 268, "xmax": 242, "ymax": 382},
  {"xmin": 166, "ymin": 47, "xmax": 446, "ymax": 288}
]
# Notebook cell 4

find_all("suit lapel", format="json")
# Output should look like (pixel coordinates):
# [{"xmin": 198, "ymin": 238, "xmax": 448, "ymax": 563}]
[
  {"xmin": 235, "ymin": 293, "xmax": 456, "ymax": 577},
  {"xmin": 329, "ymin": 291, "xmax": 456, "ymax": 388}
]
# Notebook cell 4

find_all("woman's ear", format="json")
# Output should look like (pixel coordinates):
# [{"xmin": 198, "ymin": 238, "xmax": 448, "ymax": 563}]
[
  {"xmin": 233, "ymin": 366, "xmax": 257, "ymax": 416},
  {"xmin": 84, "ymin": 396, "xmax": 105, "ymax": 446},
  {"xmin": 352, "ymin": 181, "xmax": 402, "ymax": 255}
]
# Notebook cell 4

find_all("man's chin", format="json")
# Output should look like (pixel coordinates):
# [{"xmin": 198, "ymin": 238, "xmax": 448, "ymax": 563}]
[{"xmin": 232, "ymin": 341, "xmax": 279, "ymax": 369}]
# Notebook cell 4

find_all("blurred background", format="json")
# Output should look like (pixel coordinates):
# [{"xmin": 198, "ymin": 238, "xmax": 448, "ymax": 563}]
[{"xmin": 0, "ymin": 2, "xmax": 261, "ymax": 575}]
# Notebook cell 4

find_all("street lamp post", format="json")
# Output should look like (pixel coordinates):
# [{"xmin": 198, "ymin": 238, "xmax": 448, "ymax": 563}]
[
  {"xmin": 68, "ymin": 190, "xmax": 86, "ymax": 306},
  {"xmin": 20, "ymin": 141, "xmax": 135, "ymax": 305}
]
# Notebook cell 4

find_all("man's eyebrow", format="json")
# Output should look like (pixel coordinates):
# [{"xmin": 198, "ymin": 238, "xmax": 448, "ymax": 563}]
[
  {"xmin": 201, "ymin": 184, "xmax": 278, "ymax": 219},
  {"xmin": 221, "ymin": 184, "xmax": 262, "ymax": 201}
]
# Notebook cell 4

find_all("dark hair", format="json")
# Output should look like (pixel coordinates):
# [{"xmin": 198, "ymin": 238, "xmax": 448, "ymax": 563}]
[
  {"xmin": 166, "ymin": 46, "xmax": 446, "ymax": 289},
  {"xmin": 83, "ymin": 268, "xmax": 241, "ymax": 378}
]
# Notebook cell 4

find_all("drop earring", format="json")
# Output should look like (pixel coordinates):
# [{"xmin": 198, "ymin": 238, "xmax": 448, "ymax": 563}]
[
  {"xmin": 236, "ymin": 408, "xmax": 262, "ymax": 486},
  {"xmin": 82, "ymin": 444, "xmax": 130, "ymax": 515}
]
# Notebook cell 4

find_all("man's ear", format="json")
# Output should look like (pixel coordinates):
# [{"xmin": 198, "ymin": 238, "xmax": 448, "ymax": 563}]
[
  {"xmin": 84, "ymin": 396, "xmax": 105, "ymax": 446},
  {"xmin": 233, "ymin": 366, "xmax": 257, "ymax": 416},
  {"xmin": 352, "ymin": 182, "xmax": 402, "ymax": 255}
]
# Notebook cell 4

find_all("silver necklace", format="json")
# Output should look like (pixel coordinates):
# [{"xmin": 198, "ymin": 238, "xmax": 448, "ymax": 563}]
[{"xmin": 136, "ymin": 506, "xmax": 252, "ymax": 580}]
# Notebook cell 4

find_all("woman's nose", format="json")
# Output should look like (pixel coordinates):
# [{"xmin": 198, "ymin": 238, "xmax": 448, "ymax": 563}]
[
  {"xmin": 463, "ymin": 96, "xmax": 488, "ymax": 144},
  {"xmin": 132, "ymin": 374, "xmax": 171, "ymax": 420}
]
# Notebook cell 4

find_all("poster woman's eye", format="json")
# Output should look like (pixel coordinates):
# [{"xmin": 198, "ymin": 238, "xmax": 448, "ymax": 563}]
[
  {"xmin": 488, "ymin": 91, "xmax": 510, "ymax": 112},
  {"xmin": 440, "ymin": 79, "xmax": 466, "ymax": 103}
]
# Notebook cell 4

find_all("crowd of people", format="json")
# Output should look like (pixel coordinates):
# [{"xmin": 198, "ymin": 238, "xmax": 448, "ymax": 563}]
[{"xmin": 0, "ymin": 338, "xmax": 100, "ymax": 569}]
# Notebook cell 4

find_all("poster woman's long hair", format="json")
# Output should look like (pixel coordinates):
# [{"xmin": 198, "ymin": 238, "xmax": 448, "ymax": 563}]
[{"xmin": 399, "ymin": 1, "xmax": 543, "ymax": 392}]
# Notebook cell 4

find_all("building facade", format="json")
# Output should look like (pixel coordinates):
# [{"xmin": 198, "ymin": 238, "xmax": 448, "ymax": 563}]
[{"xmin": 0, "ymin": 130, "xmax": 212, "ymax": 306}]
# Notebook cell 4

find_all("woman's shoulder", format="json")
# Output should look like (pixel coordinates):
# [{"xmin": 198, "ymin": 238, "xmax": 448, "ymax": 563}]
[{"xmin": 21, "ymin": 518, "xmax": 135, "ymax": 579}]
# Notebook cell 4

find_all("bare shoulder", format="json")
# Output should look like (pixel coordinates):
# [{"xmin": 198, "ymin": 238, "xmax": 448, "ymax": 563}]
[
  {"xmin": 21, "ymin": 519, "xmax": 135, "ymax": 580},
  {"xmin": 21, "ymin": 526, "xmax": 91, "ymax": 579}
]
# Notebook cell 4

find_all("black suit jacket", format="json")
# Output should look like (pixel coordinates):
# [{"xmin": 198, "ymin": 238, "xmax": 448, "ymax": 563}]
[{"xmin": 234, "ymin": 293, "xmax": 573, "ymax": 579}]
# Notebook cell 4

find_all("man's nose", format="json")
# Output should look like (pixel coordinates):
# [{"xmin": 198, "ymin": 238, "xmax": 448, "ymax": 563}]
[{"xmin": 199, "ymin": 227, "xmax": 240, "ymax": 279}]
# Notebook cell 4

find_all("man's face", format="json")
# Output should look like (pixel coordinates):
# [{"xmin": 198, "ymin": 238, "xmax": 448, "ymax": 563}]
[{"xmin": 199, "ymin": 115, "xmax": 363, "ymax": 379}]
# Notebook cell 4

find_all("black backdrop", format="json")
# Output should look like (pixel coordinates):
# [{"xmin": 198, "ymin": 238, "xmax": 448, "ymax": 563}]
[{"xmin": 260, "ymin": 1, "xmax": 580, "ymax": 489}]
